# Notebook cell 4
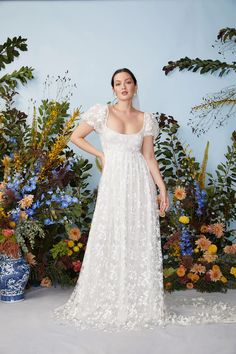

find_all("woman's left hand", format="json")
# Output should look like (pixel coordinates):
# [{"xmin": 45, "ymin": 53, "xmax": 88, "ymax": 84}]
[{"xmin": 157, "ymin": 190, "xmax": 170, "ymax": 213}]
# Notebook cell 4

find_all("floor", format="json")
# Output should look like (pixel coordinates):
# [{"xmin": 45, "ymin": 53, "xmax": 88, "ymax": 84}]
[{"xmin": 1, "ymin": 286, "xmax": 236, "ymax": 354}]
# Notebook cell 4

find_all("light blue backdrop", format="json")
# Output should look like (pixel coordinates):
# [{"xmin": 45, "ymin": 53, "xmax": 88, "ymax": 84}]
[{"xmin": 0, "ymin": 0, "xmax": 235, "ymax": 191}]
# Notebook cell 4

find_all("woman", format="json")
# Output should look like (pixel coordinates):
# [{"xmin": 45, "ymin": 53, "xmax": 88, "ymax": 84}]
[{"xmin": 53, "ymin": 68, "xmax": 236, "ymax": 332}]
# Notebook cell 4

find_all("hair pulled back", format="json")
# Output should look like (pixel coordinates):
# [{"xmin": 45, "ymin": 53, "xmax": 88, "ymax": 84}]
[{"xmin": 111, "ymin": 68, "xmax": 137, "ymax": 88}]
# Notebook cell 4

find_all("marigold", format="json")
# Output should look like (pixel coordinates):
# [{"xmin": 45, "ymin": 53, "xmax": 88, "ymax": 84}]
[
  {"xmin": 174, "ymin": 186, "xmax": 186, "ymax": 200},
  {"xmin": 176, "ymin": 265, "xmax": 186, "ymax": 277},
  {"xmin": 67, "ymin": 240, "xmax": 74, "ymax": 248},
  {"xmin": 73, "ymin": 246, "xmax": 79, "ymax": 252},
  {"xmin": 179, "ymin": 216, "xmax": 189, "ymax": 224}
]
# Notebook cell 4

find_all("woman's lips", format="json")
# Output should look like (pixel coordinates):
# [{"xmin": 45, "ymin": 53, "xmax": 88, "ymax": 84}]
[{"xmin": 122, "ymin": 91, "xmax": 128, "ymax": 95}]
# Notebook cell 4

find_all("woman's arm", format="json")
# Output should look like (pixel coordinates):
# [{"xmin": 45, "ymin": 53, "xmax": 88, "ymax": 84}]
[
  {"xmin": 141, "ymin": 136, "xmax": 169, "ymax": 212},
  {"xmin": 70, "ymin": 122, "xmax": 104, "ymax": 159}
]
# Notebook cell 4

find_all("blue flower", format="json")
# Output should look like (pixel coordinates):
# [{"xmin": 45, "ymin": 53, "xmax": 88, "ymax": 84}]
[{"xmin": 44, "ymin": 218, "xmax": 54, "ymax": 225}]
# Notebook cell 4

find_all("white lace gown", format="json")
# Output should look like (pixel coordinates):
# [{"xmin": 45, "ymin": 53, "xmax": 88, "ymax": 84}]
[{"xmin": 53, "ymin": 103, "xmax": 236, "ymax": 332}]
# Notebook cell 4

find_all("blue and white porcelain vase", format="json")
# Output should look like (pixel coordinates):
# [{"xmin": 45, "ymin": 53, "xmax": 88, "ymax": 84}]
[{"xmin": 0, "ymin": 253, "xmax": 30, "ymax": 302}]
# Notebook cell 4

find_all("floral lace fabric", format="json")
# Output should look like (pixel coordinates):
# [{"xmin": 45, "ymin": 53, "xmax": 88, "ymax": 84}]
[{"xmin": 53, "ymin": 103, "xmax": 236, "ymax": 333}]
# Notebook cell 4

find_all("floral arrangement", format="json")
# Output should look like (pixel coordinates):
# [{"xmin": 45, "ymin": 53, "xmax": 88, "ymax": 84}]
[
  {"xmin": 43, "ymin": 224, "xmax": 88, "ymax": 287},
  {"xmin": 0, "ymin": 36, "xmax": 95, "ymax": 287},
  {"xmin": 155, "ymin": 114, "xmax": 236, "ymax": 292}
]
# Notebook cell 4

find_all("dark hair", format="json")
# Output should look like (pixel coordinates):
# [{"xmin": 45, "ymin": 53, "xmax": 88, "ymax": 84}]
[{"xmin": 111, "ymin": 68, "xmax": 137, "ymax": 88}]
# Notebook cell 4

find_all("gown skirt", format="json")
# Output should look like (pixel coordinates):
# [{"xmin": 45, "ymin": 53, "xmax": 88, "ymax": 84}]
[{"xmin": 53, "ymin": 103, "xmax": 236, "ymax": 332}]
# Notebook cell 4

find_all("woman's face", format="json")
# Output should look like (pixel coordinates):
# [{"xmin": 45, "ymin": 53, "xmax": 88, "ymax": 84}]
[{"xmin": 113, "ymin": 72, "xmax": 137, "ymax": 101}]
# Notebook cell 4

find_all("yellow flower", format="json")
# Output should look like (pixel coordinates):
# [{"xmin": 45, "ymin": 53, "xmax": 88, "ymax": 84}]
[
  {"xmin": 230, "ymin": 267, "xmax": 236, "ymax": 278},
  {"xmin": 208, "ymin": 244, "xmax": 217, "ymax": 254},
  {"xmin": 67, "ymin": 240, "xmax": 74, "ymax": 248},
  {"xmin": 9, "ymin": 221, "xmax": 16, "ymax": 228},
  {"xmin": 174, "ymin": 186, "xmax": 186, "ymax": 200},
  {"xmin": 194, "ymin": 247, "xmax": 199, "ymax": 253},
  {"xmin": 73, "ymin": 246, "xmax": 79, "ymax": 252},
  {"xmin": 220, "ymin": 276, "xmax": 228, "ymax": 284},
  {"xmin": 179, "ymin": 216, "xmax": 189, "ymax": 224},
  {"xmin": 67, "ymin": 250, "xmax": 73, "ymax": 256},
  {"xmin": 78, "ymin": 242, "xmax": 83, "ymax": 248}
]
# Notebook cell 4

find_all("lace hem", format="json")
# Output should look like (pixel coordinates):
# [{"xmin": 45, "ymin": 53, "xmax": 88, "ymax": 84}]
[{"xmin": 52, "ymin": 294, "xmax": 236, "ymax": 333}]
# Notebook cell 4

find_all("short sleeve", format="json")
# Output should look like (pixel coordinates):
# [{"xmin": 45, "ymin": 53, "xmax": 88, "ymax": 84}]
[
  {"xmin": 81, "ymin": 103, "xmax": 105, "ymax": 133},
  {"xmin": 143, "ymin": 112, "xmax": 160, "ymax": 139}
]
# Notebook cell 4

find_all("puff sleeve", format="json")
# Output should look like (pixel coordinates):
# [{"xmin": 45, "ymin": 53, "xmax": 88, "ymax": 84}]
[
  {"xmin": 143, "ymin": 112, "xmax": 160, "ymax": 139},
  {"xmin": 80, "ymin": 103, "xmax": 105, "ymax": 134}
]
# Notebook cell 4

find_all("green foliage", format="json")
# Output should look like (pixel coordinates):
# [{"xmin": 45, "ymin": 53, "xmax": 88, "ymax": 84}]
[
  {"xmin": 51, "ymin": 240, "xmax": 68, "ymax": 259},
  {"xmin": 15, "ymin": 219, "xmax": 45, "ymax": 253},
  {"xmin": 162, "ymin": 27, "xmax": 236, "ymax": 136},
  {"xmin": 154, "ymin": 112, "xmax": 200, "ymax": 189},
  {"xmin": 163, "ymin": 57, "xmax": 236, "ymax": 77},
  {"xmin": 0, "ymin": 36, "xmax": 34, "ymax": 102},
  {"xmin": 207, "ymin": 130, "xmax": 236, "ymax": 225}
]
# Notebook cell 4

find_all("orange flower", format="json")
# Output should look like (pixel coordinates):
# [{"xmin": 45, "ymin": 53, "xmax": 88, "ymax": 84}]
[
  {"xmin": 68, "ymin": 227, "xmax": 81, "ymax": 241},
  {"xmin": 186, "ymin": 282, "xmax": 193, "ymax": 289},
  {"xmin": 190, "ymin": 263, "xmax": 206, "ymax": 274},
  {"xmin": 224, "ymin": 244, "xmax": 236, "ymax": 254},
  {"xmin": 18, "ymin": 194, "xmax": 34, "ymax": 209},
  {"xmin": 25, "ymin": 252, "xmax": 37, "ymax": 266},
  {"xmin": 0, "ymin": 238, "xmax": 20, "ymax": 258},
  {"xmin": 176, "ymin": 265, "xmax": 186, "ymax": 277},
  {"xmin": 200, "ymin": 224, "xmax": 209, "ymax": 233},
  {"xmin": 174, "ymin": 186, "xmax": 186, "ymax": 200},
  {"xmin": 195, "ymin": 235, "xmax": 211, "ymax": 251},
  {"xmin": 165, "ymin": 282, "xmax": 172, "ymax": 290},
  {"xmin": 40, "ymin": 277, "xmax": 52, "ymax": 288},
  {"xmin": 202, "ymin": 251, "xmax": 218, "ymax": 262},
  {"xmin": 209, "ymin": 266, "xmax": 222, "ymax": 282},
  {"xmin": 20, "ymin": 211, "xmax": 28, "ymax": 220},
  {"xmin": 187, "ymin": 272, "xmax": 199, "ymax": 282},
  {"xmin": 211, "ymin": 223, "xmax": 224, "ymax": 238}
]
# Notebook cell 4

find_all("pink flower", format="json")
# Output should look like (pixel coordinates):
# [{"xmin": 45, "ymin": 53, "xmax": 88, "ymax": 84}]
[
  {"xmin": 2, "ymin": 229, "xmax": 14, "ymax": 237},
  {"xmin": 72, "ymin": 260, "xmax": 82, "ymax": 272}
]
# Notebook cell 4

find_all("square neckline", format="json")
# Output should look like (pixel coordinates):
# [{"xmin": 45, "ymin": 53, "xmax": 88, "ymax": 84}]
[{"xmin": 105, "ymin": 104, "xmax": 146, "ymax": 136}]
